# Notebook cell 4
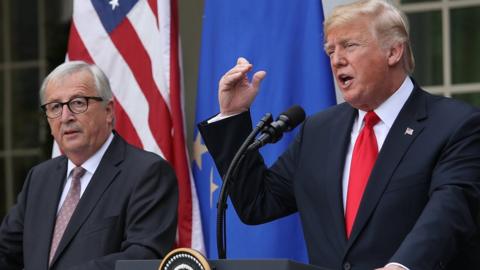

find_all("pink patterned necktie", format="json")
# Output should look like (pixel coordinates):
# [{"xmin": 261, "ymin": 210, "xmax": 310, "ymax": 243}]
[{"xmin": 49, "ymin": 166, "xmax": 86, "ymax": 264}]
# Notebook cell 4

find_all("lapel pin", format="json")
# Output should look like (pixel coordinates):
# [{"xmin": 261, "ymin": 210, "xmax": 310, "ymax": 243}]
[{"xmin": 404, "ymin": 127, "xmax": 414, "ymax": 136}]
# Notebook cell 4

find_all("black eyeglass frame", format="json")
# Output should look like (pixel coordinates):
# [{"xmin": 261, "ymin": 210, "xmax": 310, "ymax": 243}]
[{"xmin": 40, "ymin": 96, "xmax": 104, "ymax": 119}]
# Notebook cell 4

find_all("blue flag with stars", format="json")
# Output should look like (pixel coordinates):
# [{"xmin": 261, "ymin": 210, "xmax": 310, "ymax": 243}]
[{"xmin": 192, "ymin": 0, "xmax": 336, "ymax": 260}]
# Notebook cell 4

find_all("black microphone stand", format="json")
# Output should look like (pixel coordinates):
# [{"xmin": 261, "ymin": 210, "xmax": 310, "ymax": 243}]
[{"xmin": 216, "ymin": 113, "xmax": 273, "ymax": 259}]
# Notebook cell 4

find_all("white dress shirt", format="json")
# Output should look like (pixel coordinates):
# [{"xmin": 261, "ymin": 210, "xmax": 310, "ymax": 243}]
[
  {"xmin": 341, "ymin": 77, "xmax": 414, "ymax": 208},
  {"xmin": 57, "ymin": 133, "xmax": 114, "ymax": 212},
  {"xmin": 341, "ymin": 77, "xmax": 413, "ymax": 270}
]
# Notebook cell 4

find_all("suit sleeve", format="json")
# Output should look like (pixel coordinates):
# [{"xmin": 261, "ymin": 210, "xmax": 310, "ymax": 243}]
[
  {"xmin": 68, "ymin": 158, "xmax": 178, "ymax": 270},
  {"xmin": 0, "ymin": 169, "xmax": 32, "ymax": 270},
  {"xmin": 391, "ymin": 112, "xmax": 480, "ymax": 269},
  {"xmin": 198, "ymin": 111, "xmax": 300, "ymax": 224}
]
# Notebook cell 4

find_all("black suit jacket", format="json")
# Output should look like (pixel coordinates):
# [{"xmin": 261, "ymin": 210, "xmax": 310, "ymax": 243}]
[
  {"xmin": 198, "ymin": 87, "xmax": 480, "ymax": 270},
  {"xmin": 0, "ymin": 133, "xmax": 178, "ymax": 270}
]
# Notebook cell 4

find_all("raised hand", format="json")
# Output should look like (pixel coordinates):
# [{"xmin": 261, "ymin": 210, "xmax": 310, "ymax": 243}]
[{"xmin": 218, "ymin": 57, "xmax": 266, "ymax": 115}]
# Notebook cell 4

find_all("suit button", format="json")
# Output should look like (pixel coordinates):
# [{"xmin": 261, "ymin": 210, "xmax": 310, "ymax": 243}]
[{"xmin": 343, "ymin": 262, "xmax": 351, "ymax": 270}]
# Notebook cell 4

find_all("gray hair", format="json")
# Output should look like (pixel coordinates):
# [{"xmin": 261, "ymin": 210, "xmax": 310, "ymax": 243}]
[
  {"xmin": 39, "ymin": 61, "xmax": 114, "ymax": 105},
  {"xmin": 324, "ymin": 0, "xmax": 415, "ymax": 74}
]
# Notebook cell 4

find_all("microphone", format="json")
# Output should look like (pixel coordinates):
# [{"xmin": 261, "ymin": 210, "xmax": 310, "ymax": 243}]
[
  {"xmin": 216, "ymin": 107, "xmax": 303, "ymax": 259},
  {"xmin": 247, "ymin": 105, "xmax": 306, "ymax": 152}
]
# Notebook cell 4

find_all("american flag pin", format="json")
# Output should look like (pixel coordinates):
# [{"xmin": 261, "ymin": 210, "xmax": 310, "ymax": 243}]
[{"xmin": 404, "ymin": 127, "xmax": 414, "ymax": 135}]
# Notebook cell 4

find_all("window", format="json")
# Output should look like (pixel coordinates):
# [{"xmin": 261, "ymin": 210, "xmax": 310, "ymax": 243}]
[
  {"xmin": 398, "ymin": 0, "xmax": 480, "ymax": 106},
  {"xmin": 0, "ymin": 0, "xmax": 68, "ymax": 217}
]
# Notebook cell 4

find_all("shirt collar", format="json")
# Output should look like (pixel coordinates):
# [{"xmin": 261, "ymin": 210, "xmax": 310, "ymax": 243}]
[
  {"xmin": 356, "ymin": 76, "xmax": 414, "ymax": 132},
  {"xmin": 67, "ymin": 133, "xmax": 115, "ymax": 176}
]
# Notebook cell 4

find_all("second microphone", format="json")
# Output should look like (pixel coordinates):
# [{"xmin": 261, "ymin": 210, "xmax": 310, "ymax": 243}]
[{"xmin": 247, "ymin": 105, "xmax": 306, "ymax": 152}]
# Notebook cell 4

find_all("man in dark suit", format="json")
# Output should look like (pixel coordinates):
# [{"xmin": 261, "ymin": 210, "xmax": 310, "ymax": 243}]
[
  {"xmin": 0, "ymin": 61, "xmax": 178, "ymax": 269},
  {"xmin": 198, "ymin": 0, "xmax": 480, "ymax": 269}
]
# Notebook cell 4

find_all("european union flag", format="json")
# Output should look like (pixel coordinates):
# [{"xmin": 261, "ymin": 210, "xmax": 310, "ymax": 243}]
[{"xmin": 192, "ymin": 0, "xmax": 336, "ymax": 261}]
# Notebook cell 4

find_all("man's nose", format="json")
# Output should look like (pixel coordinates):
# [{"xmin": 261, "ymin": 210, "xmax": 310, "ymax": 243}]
[
  {"xmin": 60, "ymin": 103, "xmax": 74, "ymax": 122},
  {"xmin": 331, "ymin": 50, "xmax": 347, "ymax": 68}
]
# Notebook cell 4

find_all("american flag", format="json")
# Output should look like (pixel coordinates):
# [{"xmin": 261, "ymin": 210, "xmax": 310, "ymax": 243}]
[{"xmin": 59, "ymin": 0, "xmax": 205, "ymax": 252}]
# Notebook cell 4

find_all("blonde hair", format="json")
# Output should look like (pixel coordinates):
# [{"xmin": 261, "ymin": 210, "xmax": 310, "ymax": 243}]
[{"xmin": 324, "ymin": 0, "xmax": 415, "ymax": 74}]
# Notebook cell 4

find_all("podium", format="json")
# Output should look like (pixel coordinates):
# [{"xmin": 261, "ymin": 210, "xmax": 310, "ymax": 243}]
[{"xmin": 116, "ymin": 259, "xmax": 330, "ymax": 270}]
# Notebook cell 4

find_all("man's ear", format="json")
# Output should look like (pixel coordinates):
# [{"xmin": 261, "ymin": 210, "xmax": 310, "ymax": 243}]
[
  {"xmin": 105, "ymin": 100, "xmax": 115, "ymax": 125},
  {"xmin": 387, "ymin": 42, "xmax": 405, "ymax": 67}
]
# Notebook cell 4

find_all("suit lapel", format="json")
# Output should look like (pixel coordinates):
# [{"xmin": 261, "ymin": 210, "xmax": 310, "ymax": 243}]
[
  {"xmin": 37, "ymin": 157, "xmax": 67, "ymax": 269},
  {"xmin": 50, "ymin": 135, "xmax": 125, "ymax": 265},
  {"xmin": 323, "ymin": 104, "xmax": 356, "ymax": 244},
  {"xmin": 346, "ymin": 88, "xmax": 427, "ymax": 249}
]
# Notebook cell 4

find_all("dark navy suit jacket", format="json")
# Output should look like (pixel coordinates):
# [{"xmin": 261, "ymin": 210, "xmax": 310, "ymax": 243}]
[
  {"xmin": 199, "ymin": 86, "xmax": 480, "ymax": 270},
  {"xmin": 0, "ymin": 134, "xmax": 178, "ymax": 270}
]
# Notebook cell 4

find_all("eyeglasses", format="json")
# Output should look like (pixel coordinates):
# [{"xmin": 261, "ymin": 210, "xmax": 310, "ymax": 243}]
[{"xmin": 40, "ymin": 96, "xmax": 103, "ymax": 119}]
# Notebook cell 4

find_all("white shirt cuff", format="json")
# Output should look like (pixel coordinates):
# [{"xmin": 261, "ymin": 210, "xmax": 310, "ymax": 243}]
[
  {"xmin": 386, "ymin": 262, "xmax": 410, "ymax": 270},
  {"xmin": 207, "ymin": 111, "xmax": 244, "ymax": 123}
]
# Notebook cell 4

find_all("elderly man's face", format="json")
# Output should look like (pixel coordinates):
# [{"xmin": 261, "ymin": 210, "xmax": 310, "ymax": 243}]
[
  {"xmin": 325, "ymin": 17, "xmax": 398, "ymax": 111},
  {"xmin": 44, "ymin": 70, "xmax": 114, "ymax": 164}
]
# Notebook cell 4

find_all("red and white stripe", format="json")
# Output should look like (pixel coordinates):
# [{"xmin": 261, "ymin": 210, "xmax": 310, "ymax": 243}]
[{"xmin": 59, "ymin": 0, "xmax": 205, "ymax": 253}]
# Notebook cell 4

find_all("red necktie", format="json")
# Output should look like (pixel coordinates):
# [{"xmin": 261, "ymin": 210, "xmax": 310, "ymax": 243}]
[
  {"xmin": 49, "ymin": 166, "xmax": 86, "ymax": 264},
  {"xmin": 345, "ymin": 111, "xmax": 380, "ymax": 238}
]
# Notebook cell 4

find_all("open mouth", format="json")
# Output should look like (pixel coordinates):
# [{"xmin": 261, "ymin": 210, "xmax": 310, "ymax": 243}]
[{"xmin": 338, "ymin": 74, "xmax": 353, "ymax": 87}]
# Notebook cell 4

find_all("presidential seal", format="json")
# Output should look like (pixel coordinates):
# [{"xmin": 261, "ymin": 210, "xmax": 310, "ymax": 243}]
[{"xmin": 159, "ymin": 248, "xmax": 211, "ymax": 270}]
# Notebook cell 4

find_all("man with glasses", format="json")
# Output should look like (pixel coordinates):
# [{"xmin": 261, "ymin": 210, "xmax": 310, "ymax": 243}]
[{"xmin": 0, "ymin": 61, "xmax": 178, "ymax": 269}]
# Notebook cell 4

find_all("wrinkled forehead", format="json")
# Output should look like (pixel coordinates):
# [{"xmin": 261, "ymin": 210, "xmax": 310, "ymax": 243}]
[
  {"xmin": 324, "ymin": 17, "xmax": 375, "ymax": 46},
  {"xmin": 45, "ymin": 70, "xmax": 96, "ymax": 99}
]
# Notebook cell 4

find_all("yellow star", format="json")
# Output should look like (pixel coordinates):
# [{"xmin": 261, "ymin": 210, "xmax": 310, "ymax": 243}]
[
  {"xmin": 210, "ymin": 167, "xmax": 219, "ymax": 208},
  {"xmin": 193, "ymin": 132, "xmax": 208, "ymax": 170}
]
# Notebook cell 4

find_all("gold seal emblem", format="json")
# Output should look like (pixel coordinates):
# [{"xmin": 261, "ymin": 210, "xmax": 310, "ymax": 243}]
[{"xmin": 159, "ymin": 248, "xmax": 211, "ymax": 270}]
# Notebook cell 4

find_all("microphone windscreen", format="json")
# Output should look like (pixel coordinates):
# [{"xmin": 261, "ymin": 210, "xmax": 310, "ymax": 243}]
[{"xmin": 282, "ymin": 105, "xmax": 306, "ymax": 128}]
